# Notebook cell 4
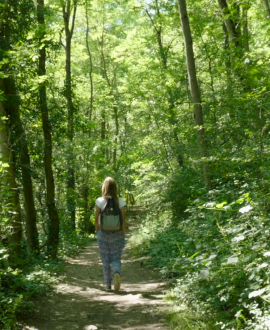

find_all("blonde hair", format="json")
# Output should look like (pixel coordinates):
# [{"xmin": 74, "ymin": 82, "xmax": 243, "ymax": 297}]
[{"xmin": 102, "ymin": 177, "xmax": 119, "ymax": 205}]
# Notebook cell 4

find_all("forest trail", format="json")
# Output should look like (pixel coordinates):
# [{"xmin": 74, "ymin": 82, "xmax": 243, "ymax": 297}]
[{"xmin": 21, "ymin": 208, "xmax": 169, "ymax": 330}]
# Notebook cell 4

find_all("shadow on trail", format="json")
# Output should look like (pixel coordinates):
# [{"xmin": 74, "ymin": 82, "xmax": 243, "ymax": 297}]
[
  {"xmin": 26, "ymin": 289, "xmax": 164, "ymax": 330},
  {"xmin": 22, "ymin": 213, "xmax": 168, "ymax": 330}
]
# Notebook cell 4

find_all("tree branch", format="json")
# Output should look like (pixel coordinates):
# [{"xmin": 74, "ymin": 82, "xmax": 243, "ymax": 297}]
[
  {"xmin": 145, "ymin": 9, "xmax": 159, "ymax": 35},
  {"xmin": 70, "ymin": 0, "xmax": 77, "ymax": 37}
]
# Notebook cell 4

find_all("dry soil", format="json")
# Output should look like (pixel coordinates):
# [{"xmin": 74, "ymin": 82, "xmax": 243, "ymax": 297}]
[{"xmin": 21, "ymin": 208, "xmax": 169, "ymax": 330}]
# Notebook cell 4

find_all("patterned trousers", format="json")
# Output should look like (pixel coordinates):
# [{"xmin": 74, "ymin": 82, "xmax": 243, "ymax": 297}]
[{"xmin": 97, "ymin": 229, "xmax": 125, "ymax": 285}]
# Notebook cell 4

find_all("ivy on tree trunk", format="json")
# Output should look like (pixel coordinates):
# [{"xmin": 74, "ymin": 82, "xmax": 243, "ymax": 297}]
[
  {"xmin": 62, "ymin": 0, "xmax": 77, "ymax": 230},
  {"xmin": 37, "ymin": 0, "xmax": 60, "ymax": 259}
]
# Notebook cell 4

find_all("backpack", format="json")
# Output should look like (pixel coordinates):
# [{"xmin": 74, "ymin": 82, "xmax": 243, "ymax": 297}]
[{"xmin": 100, "ymin": 198, "xmax": 123, "ymax": 232}]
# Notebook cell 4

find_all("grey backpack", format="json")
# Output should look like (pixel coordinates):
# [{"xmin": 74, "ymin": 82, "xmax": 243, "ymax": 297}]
[{"xmin": 100, "ymin": 198, "xmax": 122, "ymax": 232}]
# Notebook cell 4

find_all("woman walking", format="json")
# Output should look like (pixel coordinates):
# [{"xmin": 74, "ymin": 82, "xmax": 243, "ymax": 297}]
[{"xmin": 95, "ymin": 177, "xmax": 126, "ymax": 291}]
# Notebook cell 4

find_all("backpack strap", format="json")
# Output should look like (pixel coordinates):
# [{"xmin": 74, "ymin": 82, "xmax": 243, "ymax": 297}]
[{"xmin": 100, "ymin": 197, "xmax": 110, "ymax": 214}]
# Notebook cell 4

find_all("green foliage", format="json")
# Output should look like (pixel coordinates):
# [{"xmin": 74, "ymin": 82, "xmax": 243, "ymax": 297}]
[
  {"xmin": 0, "ymin": 233, "xmax": 89, "ymax": 329},
  {"xmin": 58, "ymin": 231, "xmax": 92, "ymax": 257},
  {"xmin": 0, "ymin": 265, "xmax": 58, "ymax": 329},
  {"xmin": 165, "ymin": 301, "xmax": 215, "ymax": 330},
  {"xmin": 130, "ymin": 174, "xmax": 270, "ymax": 329},
  {"xmin": 2, "ymin": 0, "xmax": 270, "ymax": 328}
]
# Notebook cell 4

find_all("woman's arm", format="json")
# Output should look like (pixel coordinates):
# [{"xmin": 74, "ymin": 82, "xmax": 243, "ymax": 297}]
[
  {"xmin": 121, "ymin": 207, "xmax": 126, "ymax": 235},
  {"xmin": 95, "ymin": 205, "xmax": 101, "ymax": 232}
]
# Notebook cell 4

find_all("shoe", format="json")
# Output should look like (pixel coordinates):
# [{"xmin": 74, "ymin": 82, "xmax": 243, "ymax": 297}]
[
  {"xmin": 105, "ymin": 284, "xmax": 111, "ymax": 291},
  {"xmin": 114, "ymin": 273, "xmax": 121, "ymax": 292}
]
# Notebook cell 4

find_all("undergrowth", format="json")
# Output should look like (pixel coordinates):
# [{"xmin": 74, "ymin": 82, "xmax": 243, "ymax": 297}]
[
  {"xmin": 0, "ymin": 232, "xmax": 91, "ymax": 330},
  {"xmin": 130, "ymin": 178, "xmax": 270, "ymax": 330}
]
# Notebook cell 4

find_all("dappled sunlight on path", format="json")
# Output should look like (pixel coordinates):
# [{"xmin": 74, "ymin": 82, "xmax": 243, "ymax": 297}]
[{"xmin": 21, "ymin": 220, "xmax": 169, "ymax": 330}]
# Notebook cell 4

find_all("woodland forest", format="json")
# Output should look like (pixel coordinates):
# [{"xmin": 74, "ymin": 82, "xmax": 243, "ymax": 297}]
[{"xmin": 1, "ymin": 0, "xmax": 270, "ymax": 329}]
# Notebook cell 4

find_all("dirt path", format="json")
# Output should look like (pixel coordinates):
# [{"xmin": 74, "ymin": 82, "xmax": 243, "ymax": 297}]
[{"xmin": 22, "ymin": 209, "xmax": 169, "ymax": 330}]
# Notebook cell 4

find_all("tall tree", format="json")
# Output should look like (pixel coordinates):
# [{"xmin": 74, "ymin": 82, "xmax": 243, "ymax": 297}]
[
  {"xmin": 99, "ymin": 34, "xmax": 120, "ymax": 170},
  {"xmin": 0, "ymin": 0, "xmax": 39, "ymax": 255},
  {"xmin": 98, "ymin": 25, "xmax": 111, "ymax": 165},
  {"xmin": 217, "ymin": 0, "xmax": 241, "ymax": 49},
  {"xmin": 242, "ymin": 2, "xmax": 249, "ymax": 52},
  {"xmin": 0, "ymin": 0, "xmax": 9, "ymax": 32},
  {"xmin": 0, "ymin": 88, "xmax": 22, "ymax": 263},
  {"xmin": 145, "ymin": 0, "xmax": 184, "ymax": 168},
  {"xmin": 62, "ymin": 0, "xmax": 78, "ymax": 230},
  {"xmin": 4, "ymin": 77, "xmax": 40, "ymax": 255},
  {"xmin": 85, "ymin": 0, "xmax": 94, "ymax": 138},
  {"xmin": 264, "ymin": 0, "xmax": 270, "ymax": 19},
  {"xmin": 177, "ymin": 0, "xmax": 211, "ymax": 188},
  {"xmin": 37, "ymin": 0, "xmax": 60, "ymax": 258}
]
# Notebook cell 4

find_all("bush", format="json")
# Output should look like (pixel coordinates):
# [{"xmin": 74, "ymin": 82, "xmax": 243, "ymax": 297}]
[
  {"xmin": 130, "ymin": 177, "xmax": 270, "ymax": 329},
  {"xmin": 0, "ymin": 231, "xmax": 90, "ymax": 329}
]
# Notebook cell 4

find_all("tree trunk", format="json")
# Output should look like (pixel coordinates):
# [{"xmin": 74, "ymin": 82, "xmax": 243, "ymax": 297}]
[
  {"xmin": 146, "ymin": 1, "xmax": 184, "ymax": 168},
  {"xmin": 37, "ymin": 0, "xmax": 60, "ymax": 258},
  {"xmin": 232, "ymin": 2, "xmax": 242, "ymax": 40},
  {"xmin": 99, "ymin": 41, "xmax": 106, "ymax": 160},
  {"xmin": 0, "ymin": 86, "xmax": 22, "ymax": 264},
  {"xmin": 264, "ymin": 0, "xmax": 270, "ymax": 19},
  {"xmin": 82, "ymin": 1, "xmax": 94, "ymax": 225},
  {"xmin": 113, "ymin": 104, "xmax": 119, "ymax": 172},
  {"xmin": 177, "ymin": 0, "xmax": 211, "ymax": 189},
  {"xmin": 101, "ymin": 112, "xmax": 106, "ymax": 146},
  {"xmin": 85, "ymin": 1, "xmax": 94, "ymax": 138},
  {"xmin": 62, "ymin": 0, "xmax": 77, "ymax": 230},
  {"xmin": 0, "ymin": 0, "xmax": 10, "ymax": 31},
  {"xmin": 80, "ymin": 185, "xmax": 95, "ymax": 234},
  {"xmin": 242, "ymin": 4, "xmax": 249, "ymax": 52},
  {"xmin": 99, "ymin": 32, "xmax": 115, "ymax": 166},
  {"xmin": 1, "ymin": 1, "xmax": 39, "ymax": 256},
  {"xmin": 222, "ymin": 22, "xmax": 229, "ymax": 51},
  {"xmin": 217, "ymin": 0, "xmax": 240, "ymax": 48},
  {"xmin": 4, "ymin": 77, "xmax": 40, "ymax": 255}
]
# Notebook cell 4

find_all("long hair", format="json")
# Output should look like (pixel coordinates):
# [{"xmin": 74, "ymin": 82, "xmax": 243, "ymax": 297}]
[{"xmin": 102, "ymin": 177, "xmax": 119, "ymax": 205}]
